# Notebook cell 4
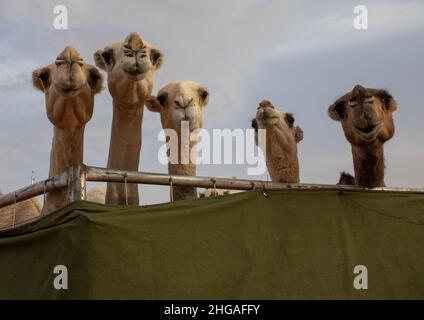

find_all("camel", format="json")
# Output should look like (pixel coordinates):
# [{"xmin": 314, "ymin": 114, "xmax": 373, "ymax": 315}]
[
  {"xmin": 32, "ymin": 46, "xmax": 103, "ymax": 214},
  {"xmin": 328, "ymin": 84, "xmax": 397, "ymax": 187},
  {"xmin": 0, "ymin": 192, "xmax": 41, "ymax": 230},
  {"xmin": 146, "ymin": 80, "xmax": 210, "ymax": 201},
  {"xmin": 86, "ymin": 187, "xmax": 106, "ymax": 204},
  {"xmin": 251, "ymin": 100, "xmax": 303, "ymax": 183},
  {"xmin": 94, "ymin": 32, "xmax": 164, "ymax": 205},
  {"xmin": 199, "ymin": 176, "xmax": 235, "ymax": 198},
  {"xmin": 199, "ymin": 188, "xmax": 231, "ymax": 198}
]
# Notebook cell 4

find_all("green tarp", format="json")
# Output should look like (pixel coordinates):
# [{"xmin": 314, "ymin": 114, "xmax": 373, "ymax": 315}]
[{"xmin": 0, "ymin": 189, "xmax": 424, "ymax": 299}]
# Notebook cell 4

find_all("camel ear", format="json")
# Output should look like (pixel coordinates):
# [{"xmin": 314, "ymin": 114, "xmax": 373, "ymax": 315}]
[
  {"xmin": 251, "ymin": 118, "xmax": 258, "ymax": 146},
  {"xmin": 146, "ymin": 94, "xmax": 166, "ymax": 113},
  {"xmin": 251, "ymin": 118, "xmax": 258, "ymax": 132},
  {"xmin": 328, "ymin": 99, "xmax": 346, "ymax": 121},
  {"xmin": 86, "ymin": 65, "xmax": 103, "ymax": 94},
  {"xmin": 294, "ymin": 126, "xmax": 304, "ymax": 143},
  {"xmin": 377, "ymin": 90, "xmax": 397, "ymax": 112},
  {"xmin": 198, "ymin": 87, "xmax": 209, "ymax": 107},
  {"xmin": 94, "ymin": 47, "xmax": 115, "ymax": 71},
  {"xmin": 150, "ymin": 48, "xmax": 164, "ymax": 70},
  {"xmin": 32, "ymin": 67, "xmax": 51, "ymax": 92}
]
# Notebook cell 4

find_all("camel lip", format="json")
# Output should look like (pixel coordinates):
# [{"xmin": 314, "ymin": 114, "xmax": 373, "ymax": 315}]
[
  {"xmin": 126, "ymin": 69, "xmax": 142, "ymax": 76},
  {"xmin": 353, "ymin": 123, "xmax": 381, "ymax": 141},
  {"xmin": 257, "ymin": 114, "xmax": 279, "ymax": 121},
  {"xmin": 56, "ymin": 85, "xmax": 80, "ymax": 96},
  {"xmin": 124, "ymin": 68, "xmax": 148, "ymax": 79},
  {"xmin": 355, "ymin": 124, "xmax": 376, "ymax": 134}
]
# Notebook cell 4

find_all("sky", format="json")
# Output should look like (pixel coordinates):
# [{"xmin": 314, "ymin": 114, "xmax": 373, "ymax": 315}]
[{"xmin": 0, "ymin": 0, "xmax": 423, "ymax": 205}]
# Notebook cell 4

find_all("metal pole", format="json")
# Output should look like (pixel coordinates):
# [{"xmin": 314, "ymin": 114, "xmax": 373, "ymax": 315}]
[
  {"xmin": 0, "ymin": 171, "xmax": 68, "ymax": 209},
  {"xmin": 84, "ymin": 166, "xmax": 424, "ymax": 194},
  {"xmin": 67, "ymin": 164, "xmax": 86, "ymax": 204}
]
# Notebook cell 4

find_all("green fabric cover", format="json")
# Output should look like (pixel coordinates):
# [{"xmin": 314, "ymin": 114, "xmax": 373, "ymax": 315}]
[{"xmin": 0, "ymin": 189, "xmax": 424, "ymax": 300}]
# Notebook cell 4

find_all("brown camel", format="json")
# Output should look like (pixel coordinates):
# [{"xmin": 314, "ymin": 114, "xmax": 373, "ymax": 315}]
[
  {"xmin": 146, "ymin": 80, "xmax": 210, "ymax": 201},
  {"xmin": 32, "ymin": 46, "xmax": 103, "ymax": 214},
  {"xmin": 251, "ymin": 100, "xmax": 303, "ymax": 183},
  {"xmin": 94, "ymin": 32, "xmax": 163, "ymax": 205},
  {"xmin": 328, "ymin": 84, "xmax": 397, "ymax": 187}
]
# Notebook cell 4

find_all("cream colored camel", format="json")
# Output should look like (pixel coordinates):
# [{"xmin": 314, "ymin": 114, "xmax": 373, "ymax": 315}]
[
  {"xmin": 199, "ymin": 188, "xmax": 231, "ymax": 198},
  {"xmin": 32, "ymin": 46, "xmax": 103, "ymax": 214},
  {"xmin": 94, "ymin": 32, "xmax": 163, "ymax": 205},
  {"xmin": 328, "ymin": 85, "xmax": 397, "ymax": 187},
  {"xmin": 0, "ymin": 192, "xmax": 41, "ymax": 230},
  {"xmin": 86, "ymin": 187, "xmax": 106, "ymax": 204},
  {"xmin": 146, "ymin": 80, "xmax": 210, "ymax": 201},
  {"xmin": 251, "ymin": 100, "xmax": 303, "ymax": 183},
  {"xmin": 199, "ymin": 176, "xmax": 235, "ymax": 198}
]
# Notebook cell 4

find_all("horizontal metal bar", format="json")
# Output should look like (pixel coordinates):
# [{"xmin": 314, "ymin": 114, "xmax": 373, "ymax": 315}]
[
  {"xmin": 85, "ymin": 166, "xmax": 424, "ymax": 194},
  {"xmin": 1, "ymin": 164, "xmax": 423, "ymax": 212},
  {"xmin": 0, "ymin": 171, "xmax": 68, "ymax": 209}
]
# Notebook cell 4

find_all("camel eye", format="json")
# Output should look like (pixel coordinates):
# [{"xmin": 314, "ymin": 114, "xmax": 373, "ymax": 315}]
[
  {"xmin": 55, "ymin": 59, "xmax": 66, "ymax": 66},
  {"xmin": 349, "ymin": 97, "xmax": 358, "ymax": 107},
  {"xmin": 174, "ymin": 100, "xmax": 182, "ymax": 108}
]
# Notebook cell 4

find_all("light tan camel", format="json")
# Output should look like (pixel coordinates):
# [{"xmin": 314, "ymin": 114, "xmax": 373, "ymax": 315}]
[
  {"xmin": 0, "ymin": 192, "xmax": 41, "ymax": 230},
  {"xmin": 32, "ymin": 46, "xmax": 103, "ymax": 214},
  {"xmin": 86, "ymin": 187, "xmax": 106, "ymax": 204},
  {"xmin": 94, "ymin": 32, "xmax": 163, "ymax": 205},
  {"xmin": 199, "ymin": 188, "xmax": 231, "ymax": 198},
  {"xmin": 328, "ymin": 85, "xmax": 397, "ymax": 187},
  {"xmin": 251, "ymin": 100, "xmax": 303, "ymax": 183},
  {"xmin": 146, "ymin": 80, "xmax": 210, "ymax": 201}
]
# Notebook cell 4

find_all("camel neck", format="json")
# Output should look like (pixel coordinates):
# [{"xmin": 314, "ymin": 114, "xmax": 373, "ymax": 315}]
[
  {"xmin": 107, "ymin": 99, "xmax": 143, "ymax": 171},
  {"xmin": 168, "ymin": 162, "xmax": 197, "ymax": 201},
  {"xmin": 264, "ymin": 127, "xmax": 300, "ymax": 183},
  {"xmin": 166, "ymin": 130, "xmax": 198, "ymax": 200},
  {"xmin": 352, "ymin": 143, "xmax": 385, "ymax": 187},
  {"xmin": 105, "ymin": 77, "xmax": 153, "ymax": 205},
  {"xmin": 49, "ymin": 126, "xmax": 85, "ymax": 177}
]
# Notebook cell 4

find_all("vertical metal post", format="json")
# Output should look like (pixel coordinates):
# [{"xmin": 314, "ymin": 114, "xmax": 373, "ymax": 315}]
[{"xmin": 67, "ymin": 164, "xmax": 86, "ymax": 203}]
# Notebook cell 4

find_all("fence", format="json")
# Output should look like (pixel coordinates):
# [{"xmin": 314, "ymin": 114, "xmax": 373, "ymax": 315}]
[{"xmin": 1, "ymin": 164, "xmax": 424, "ymax": 228}]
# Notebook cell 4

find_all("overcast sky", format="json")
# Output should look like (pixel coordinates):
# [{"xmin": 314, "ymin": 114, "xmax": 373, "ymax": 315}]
[{"xmin": 0, "ymin": 0, "xmax": 423, "ymax": 205}]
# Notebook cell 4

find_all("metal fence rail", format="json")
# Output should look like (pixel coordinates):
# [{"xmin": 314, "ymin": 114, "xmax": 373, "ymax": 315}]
[{"xmin": 2, "ymin": 164, "xmax": 424, "ymax": 210}]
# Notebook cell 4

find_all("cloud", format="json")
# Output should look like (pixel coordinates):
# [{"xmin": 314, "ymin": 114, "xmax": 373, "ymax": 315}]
[
  {"xmin": 0, "ymin": 0, "xmax": 423, "ymax": 205},
  {"xmin": 270, "ymin": 0, "xmax": 424, "ymax": 60}
]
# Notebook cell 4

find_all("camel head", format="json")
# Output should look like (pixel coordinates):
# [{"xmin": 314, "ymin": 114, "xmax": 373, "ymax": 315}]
[
  {"xmin": 94, "ymin": 32, "xmax": 163, "ymax": 100},
  {"xmin": 251, "ymin": 100, "xmax": 303, "ymax": 147},
  {"xmin": 32, "ymin": 46, "xmax": 103, "ymax": 128},
  {"xmin": 146, "ymin": 80, "xmax": 210, "ymax": 132},
  {"xmin": 328, "ymin": 85, "xmax": 397, "ymax": 145}
]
